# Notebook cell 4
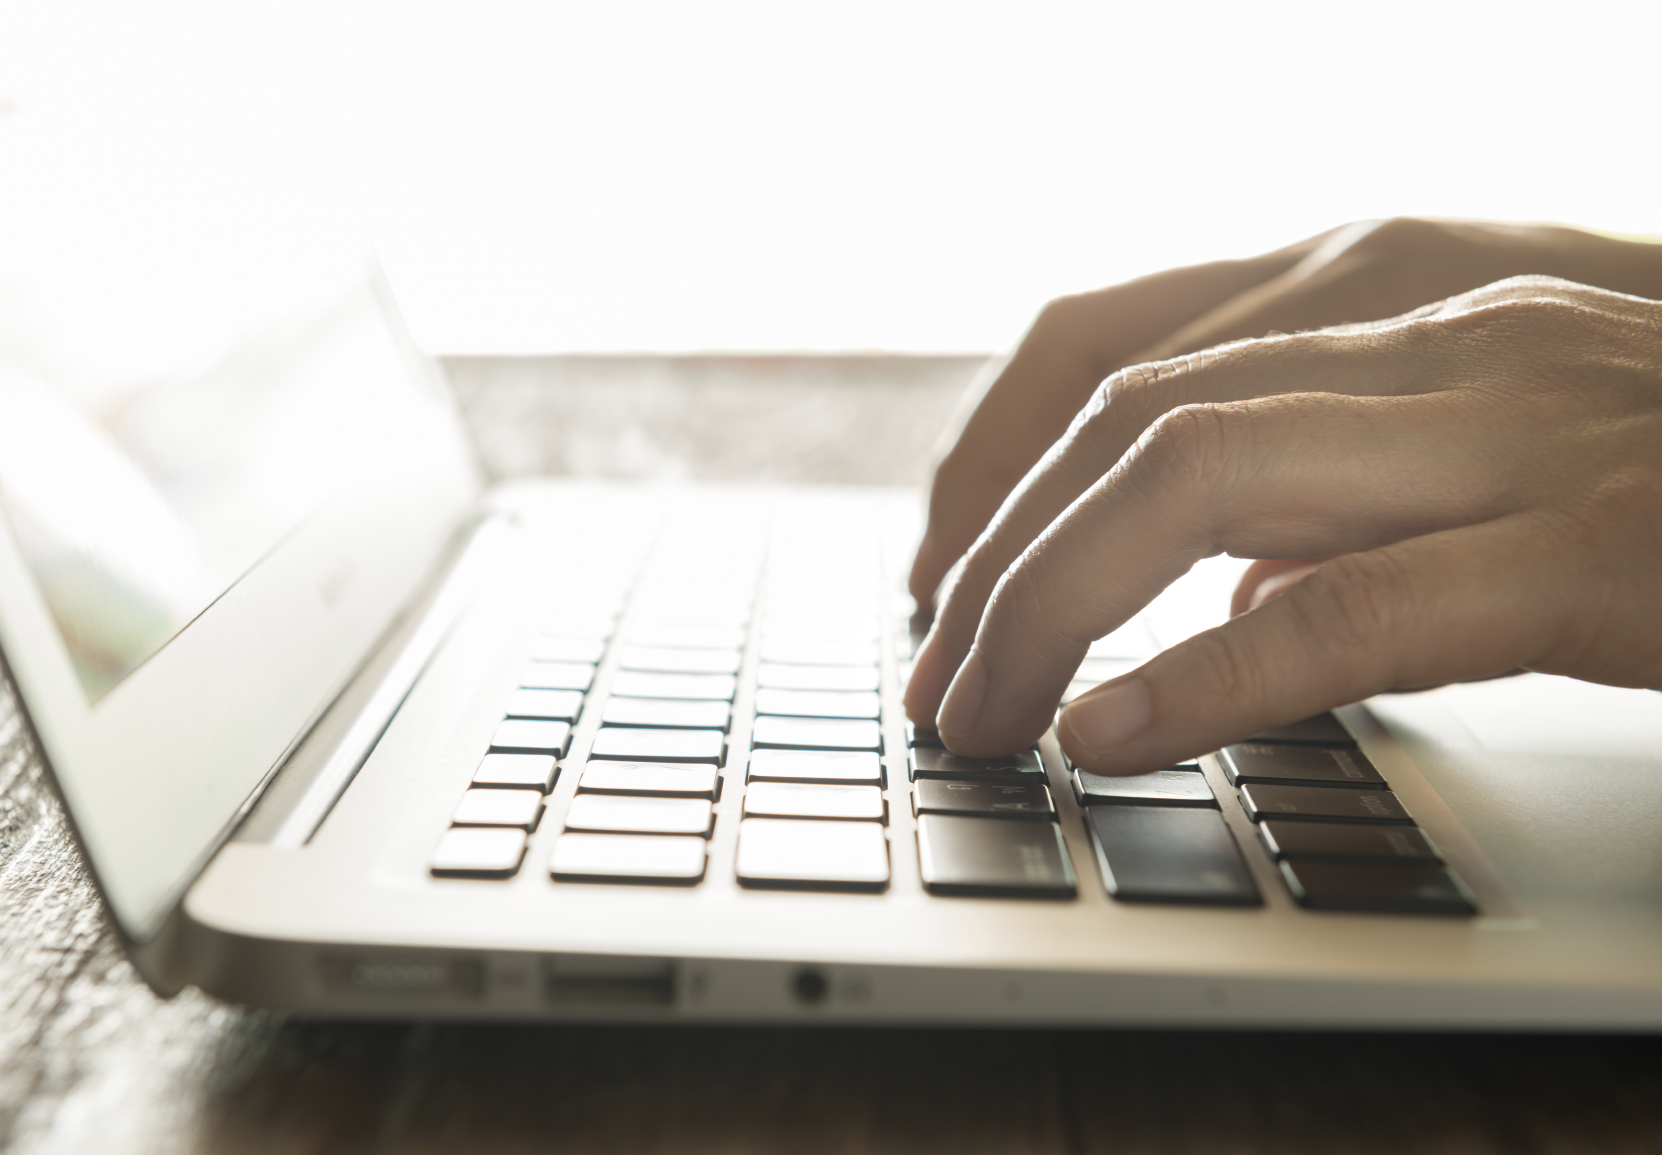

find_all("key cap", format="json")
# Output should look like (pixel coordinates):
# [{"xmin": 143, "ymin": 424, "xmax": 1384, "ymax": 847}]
[
  {"xmin": 906, "ymin": 721, "xmax": 944, "ymax": 748},
  {"xmin": 630, "ymin": 602, "xmax": 750, "ymax": 629},
  {"xmin": 915, "ymin": 814, "xmax": 1077, "ymax": 897},
  {"xmin": 472, "ymin": 753, "xmax": 559, "ymax": 792},
  {"xmin": 1086, "ymin": 807, "xmax": 1261, "ymax": 905},
  {"xmin": 530, "ymin": 635, "xmax": 606, "ymax": 664},
  {"xmin": 1220, "ymin": 744, "xmax": 1384, "ymax": 788},
  {"xmin": 908, "ymin": 746, "xmax": 1043, "ymax": 781},
  {"xmin": 451, "ymin": 788, "xmax": 545, "ymax": 830},
  {"xmin": 1259, "ymin": 820, "xmax": 1441, "ymax": 863},
  {"xmin": 1279, "ymin": 859, "xmax": 1476, "ymax": 915},
  {"xmin": 1240, "ymin": 783, "xmax": 1413, "ymax": 824},
  {"xmin": 579, "ymin": 760, "xmax": 720, "ymax": 798},
  {"xmin": 746, "ymin": 749, "xmax": 884, "ymax": 786},
  {"xmin": 1248, "ymin": 713, "xmax": 1356, "ymax": 747},
  {"xmin": 758, "ymin": 639, "xmax": 881, "ymax": 667},
  {"xmin": 609, "ymin": 671, "xmax": 737, "ymax": 701},
  {"xmin": 912, "ymin": 779, "xmax": 1056, "ymax": 820},
  {"xmin": 754, "ymin": 688, "xmax": 881, "ymax": 720},
  {"xmin": 625, "ymin": 622, "xmax": 747, "ymax": 650},
  {"xmin": 735, "ymin": 818, "xmax": 890, "ymax": 891},
  {"xmin": 751, "ymin": 716, "xmax": 882, "ymax": 752},
  {"xmin": 490, "ymin": 719, "xmax": 573, "ymax": 757},
  {"xmin": 430, "ymin": 827, "xmax": 527, "ymax": 878},
  {"xmin": 589, "ymin": 727, "xmax": 725, "ymax": 765},
  {"xmin": 617, "ymin": 645, "xmax": 743, "ymax": 675},
  {"xmin": 536, "ymin": 610, "xmax": 617, "ymax": 639},
  {"xmin": 744, "ymin": 782, "xmax": 886, "ymax": 822},
  {"xmin": 602, "ymin": 697, "xmax": 731, "ymax": 730},
  {"xmin": 505, "ymin": 689, "xmax": 584, "ymax": 723},
  {"xmin": 762, "ymin": 620, "xmax": 879, "ymax": 645},
  {"xmin": 1072, "ymin": 765, "xmax": 1216, "ymax": 808},
  {"xmin": 757, "ymin": 664, "xmax": 880, "ymax": 692},
  {"xmin": 520, "ymin": 660, "xmax": 596, "ymax": 692},
  {"xmin": 564, "ymin": 794, "xmax": 714, "ymax": 836},
  {"xmin": 550, "ymin": 832, "xmax": 708, "ymax": 884}
]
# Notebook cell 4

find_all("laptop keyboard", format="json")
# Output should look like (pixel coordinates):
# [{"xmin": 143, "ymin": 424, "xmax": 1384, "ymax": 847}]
[{"xmin": 428, "ymin": 516, "xmax": 1477, "ymax": 917}]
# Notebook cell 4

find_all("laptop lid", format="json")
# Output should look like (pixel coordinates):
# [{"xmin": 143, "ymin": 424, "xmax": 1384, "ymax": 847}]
[{"xmin": 0, "ymin": 212, "xmax": 482, "ymax": 942}]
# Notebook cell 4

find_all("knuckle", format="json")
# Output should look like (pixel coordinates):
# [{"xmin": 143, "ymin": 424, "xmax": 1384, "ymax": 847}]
[
  {"xmin": 1129, "ymin": 402, "xmax": 1240, "ymax": 496},
  {"xmin": 1341, "ymin": 216, "xmax": 1444, "ymax": 259},
  {"xmin": 1185, "ymin": 627, "xmax": 1270, "ymax": 716}
]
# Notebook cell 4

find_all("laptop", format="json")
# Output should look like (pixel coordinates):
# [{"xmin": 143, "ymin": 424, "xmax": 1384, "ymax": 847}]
[{"xmin": 5, "ymin": 245, "xmax": 1662, "ymax": 1031}]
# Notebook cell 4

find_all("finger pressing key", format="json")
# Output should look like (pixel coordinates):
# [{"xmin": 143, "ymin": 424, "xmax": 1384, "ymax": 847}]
[{"xmin": 935, "ymin": 388, "xmax": 1505, "ymax": 756}]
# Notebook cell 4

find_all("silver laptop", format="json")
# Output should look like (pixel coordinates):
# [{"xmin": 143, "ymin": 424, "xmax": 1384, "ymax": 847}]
[{"xmin": 5, "ymin": 244, "xmax": 1662, "ymax": 1030}]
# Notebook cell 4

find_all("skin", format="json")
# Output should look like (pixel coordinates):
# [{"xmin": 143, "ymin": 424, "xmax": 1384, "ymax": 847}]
[{"xmin": 903, "ymin": 219, "xmax": 1662, "ymax": 775}]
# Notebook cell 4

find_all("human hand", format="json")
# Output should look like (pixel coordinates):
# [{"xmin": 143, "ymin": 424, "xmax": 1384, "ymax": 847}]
[
  {"xmin": 905, "ymin": 274, "xmax": 1662, "ymax": 774},
  {"xmin": 909, "ymin": 219, "xmax": 1662, "ymax": 612}
]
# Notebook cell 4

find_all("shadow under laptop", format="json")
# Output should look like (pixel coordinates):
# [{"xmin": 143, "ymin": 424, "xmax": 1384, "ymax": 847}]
[{"xmin": 189, "ymin": 1015, "xmax": 1662, "ymax": 1155}]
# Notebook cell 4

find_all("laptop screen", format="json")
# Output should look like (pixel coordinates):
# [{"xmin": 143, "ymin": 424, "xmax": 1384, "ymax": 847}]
[
  {"xmin": 0, "ymin": 134, "xmax": 482, "ymax": 938},
  {"xmin": 0, "ymin": 273, "xmax": 458, "ymax": 702}
]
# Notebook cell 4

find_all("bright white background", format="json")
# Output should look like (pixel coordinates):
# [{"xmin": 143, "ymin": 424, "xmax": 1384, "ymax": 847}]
[{"xmin": 2, "ymin": 1, "xmax": 1659, "ymax": 353}]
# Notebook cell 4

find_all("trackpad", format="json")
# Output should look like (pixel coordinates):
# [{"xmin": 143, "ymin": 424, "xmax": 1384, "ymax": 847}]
[{"xmin": 1367, "ymin": 676, "xmax": 1662, "ymax": 906}]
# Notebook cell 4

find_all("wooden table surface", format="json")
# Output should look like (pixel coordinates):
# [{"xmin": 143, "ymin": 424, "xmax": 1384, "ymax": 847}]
[{"xmin": 5, "ymin": 356, "xmax": 1662, "ymax": 1154}]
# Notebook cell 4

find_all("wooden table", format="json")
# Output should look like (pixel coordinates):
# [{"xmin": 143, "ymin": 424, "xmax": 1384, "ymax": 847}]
[{"xmin": 5, "ymin": 356, "xmax": 1662, "ymax": 1153}]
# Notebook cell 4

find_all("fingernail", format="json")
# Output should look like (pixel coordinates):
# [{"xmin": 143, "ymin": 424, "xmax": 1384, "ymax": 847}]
[
  {"xmin": 1061, "ymin": 678, "xmax": 1153, "ymax": 757},
  {"xmin": 937, "ymin": 648, "xmax": 989, "ymax": 738}
]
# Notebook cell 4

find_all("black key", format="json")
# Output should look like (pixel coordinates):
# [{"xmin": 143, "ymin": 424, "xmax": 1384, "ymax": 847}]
[
  {"xmin": 609, "ymin": 671, "xmax": 737, "ymax": 701},
  {"xmin": 489, "ymin": 719, "xmax": 573, "ymax": 757},
  {"xmin": 913, "ymin": 779, "xmax": 1055, "ymax": 820},
  {"xmin": 746, "ymin": 749, "xmax": 884, "ymax": 786},
  {"xmin": 1086, "ymin": 807, "xmax": 1261, "ymax": 906},
  {"xmin": 617, "ymin": 645, "xmax": 743, "ymax": 675},
  {"xmin": 589, "ymin": 727, "xmax": 725, "ymax": 765},
  {"xmin": 751, "ymin": 716, "xmax": 882, "ymax": 752},
  {"xmin": 754, "ymin": 688, "xmax": 881, "ymax": 720},
  {"xmin": 915, "ymin": 814, "xmax": 1076, "ymax": 897},
  {"xmin": 520, "ymin": 660, "xmax": 596, "ymax": 692},
  {"xmin": 1072, "ymin": 765, "xmax": 1215, "ymax": 808},
  {"xmin": 578, "ymin": 761, "xmax": 721, "ymax": 799},
  {"xmin": 1240, "ymin": 783, "xmax": 1413, "ymax": 825},
  {"xmin": 1220, "ymin": 743, "xmax": 1384, "ymax": 788},
  {"xmin": 472, "ymin": 753, "xmax": 559, "ymax": 792},
  {"xmin": 430, "ymin": 828, "xmax": 527, "ymax": 878},
  {"xmin": 1279, "ymin": 860, "xmax": 1475, "ymax": 915},
  {"xmin": 1259, "ymin": 820, "xmax": 1440, "ymax": 863},
  {"xmin": 757, "ymin": 664, "xmax": 880, "ymax": 692},
  {"xmin": 504, "ymin": 689, "xmax": 584, "ymax": 723},
  {"xmin": 735, "ymin": 818, "xmax": 890, "ymax": 891},
  {"xmin": 529, "ymin": 635, "xmax": 606, "ymax": 664},
  {"xmin": 909, "ymin": 746, "xmax": 1043, "ymax": 781},
  {"xmin": 550, "ymin": 833, "xmax": 708, "ymax": 884},
  {"xmin": 906, "ymin": 721, "xmax": 944, "ymax": 748},
  {"xmin": 602, "ymin": 697, "xmax": 731, "ymax": 731},
  {"xmin": 451, "ymin": 788, "xmax": 545, "ymax": 830},
  {"xmin": 1248, "ymin": 713, "xmax": 1356, "ymax": 747}
]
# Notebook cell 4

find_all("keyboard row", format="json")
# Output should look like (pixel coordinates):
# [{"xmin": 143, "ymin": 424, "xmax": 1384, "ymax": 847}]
[{"xmin": 436, "ymin": 676, "xmax": 1476, "ymax": 914}]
